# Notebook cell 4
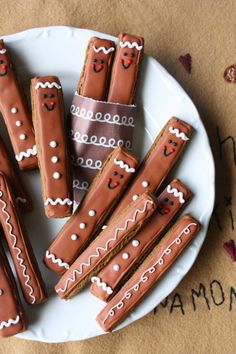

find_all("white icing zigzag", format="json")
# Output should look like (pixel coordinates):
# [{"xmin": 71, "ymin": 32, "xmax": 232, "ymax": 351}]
[
  {"xmin": 71, "ymin": 155, "xmax": 103, "ymax": 170},
  {"xmin": 169, "ymin": 126, "xmax": 189, "ymax": 141},
  {"xmin": 56, "ymin": 198, "xmax": 153, "ymax": 294},
  {"xmin": 102, "ymin": 222, "xmax": 197, "ymax": 324},
  {"xmin": 119, "ymin": 41, "xmax": 143, "ymax": 51},
  {"xmin": 70, "ymin": 105, "xmax": 135, "ymax": 127},
  {"xmin": 0, "ymin": 191, "xmax": 36, "ymax": 304},
  {"xmin": 34, "ymin": 82, "xmax": 61, "ymax": 90},
  {"xmin": 91, "ymin": 276, "xmax": 113, "ymax": 295},
  {"xmin": 15, "ymin": 197, "xmax": 27, "ymax": 204},
  {"xmin": 44, "ymin": 198, "xmax": 73, "ymax": 206},
  {"xmin": 15, "ymin": 145, "xmax": 37, "ymax": 162},
  {"xmin": 0, "ymin": 315, "xmax": 20, "ymax": 330},
  {"xmin": 93, "ymin": 45, "xmax": 115, "ymax": 54},
  {"xmin": 113, "ymin": 158, "xmax": 135, "ymax": 173},
  {"xmin": 45, "ymin": 250, "xmax": 69, "ymax": 270},
  {"xmin": 0, "ymin": 48, "xmax": 6, "ymax": 55},
  {"xmin": 166, "ymin": 185, "xmax": 185, "ymax": 204},
  {"xmin": 71, "ymin": 131, "xmax": 132, "ymax": 150},
  {"xmin": 73, "ymin": 179, "xmax": 89, "ymax": 191}
]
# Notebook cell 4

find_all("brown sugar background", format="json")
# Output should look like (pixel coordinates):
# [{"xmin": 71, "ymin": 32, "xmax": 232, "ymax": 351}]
[{"xmin": 0, "ymin": 0, "xmax": 235, "ymax": 353}]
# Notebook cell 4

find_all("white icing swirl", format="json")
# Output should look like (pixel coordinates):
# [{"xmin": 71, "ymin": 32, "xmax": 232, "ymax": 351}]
[
  {"xmin": 119, "ymin": 41, "xmax": 143, "ymax": 51},
  {"xmin": 0, "ymin": 315, "xmax": 20, "ymax": 330},
  {"xmin": 168, "ymin": 126, "xmax": 189, "ymax": 141},
  {"xmin": 34, "ymin": 82, "xmax": 61, "ymax": 90},
  {"xmin": 15, "ymin": 145, "xmax": 37, "ymax": 162},
  {"xmin": 92, "ymin": 45, "xmax": 115, "ymax": 54},
  {"xmin": 113, "ymin": 158, "xmax": 135, "ymax": 173},
  {"xmin": 45, "ymin": 250, "xmax": 69, "ymax": 270},
  {"xmin": 166, "ymin": 185, "xmax": 185, "ymax": 203},
  {"xmin": 91, "ymin": 276, "xmax": 113, "ymax": 295}
]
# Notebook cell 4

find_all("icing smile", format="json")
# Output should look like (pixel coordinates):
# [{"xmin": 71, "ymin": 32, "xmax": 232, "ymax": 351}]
[
  {"xmin": 107, "ymin": 178, "xmax": 120, "ymax": 190},
  {"xmin": 92, "ymin": 63, "xmax": 104, "ymax": 73},
  {"xmin": 157, "ymin": 204, "xmax": 170, "ymax": 215},
  {"xmin": 0, "ymin": 65, "xmax": 7, "ymax": 76},
  {"xmin": 43, "ymin": 102, "xmax": 55, "ymax": 111},
  {"xmin": 121, "ymin": 59, "xmax": 133, "ymax": 69},
  {"xmin": 163, "ymin": 146, "xmax": 175, "ymax": 157}
]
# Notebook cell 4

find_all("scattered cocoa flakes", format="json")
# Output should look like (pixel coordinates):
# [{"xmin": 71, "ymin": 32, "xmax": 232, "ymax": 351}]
[
  {"xmin": 223, "ymin": 239, "xmax": 236, "ymax": 261},
  {"xmin": 178, "ymin": 53, "xmax": 192, "ymax": 74},
  {"xmin": 224, "ymin": 64, "xmax": 236, "ymax": 83}
]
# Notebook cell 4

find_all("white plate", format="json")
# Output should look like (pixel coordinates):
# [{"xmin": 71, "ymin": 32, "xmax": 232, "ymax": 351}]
[{"xmin": 0, "ymin": 26, "xmax": 214, "ymax": 343}]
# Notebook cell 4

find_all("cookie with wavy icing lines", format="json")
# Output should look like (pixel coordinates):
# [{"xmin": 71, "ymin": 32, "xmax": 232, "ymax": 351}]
[
  {"xmin": 109, "ymin": 117, "xmax": 193, "ymax": 221},
  {"xmin": 0, "ymin": 172, "xmax": 47, "ymax": 305},
  {"xmin": 31, "ymin": 76, "xmax": 72, "ymax": 218},
  {"xmin": 107, "ymin": 33, "xmax": 144, "ymax": 104},
  {"xmin": 90, "ymin": 179, "xmax": 192, "ymax": 301},
  {"xmin": 0, "ymin": 240, "xmax": 27, "ymax": 337},
  {"xmin": 96, "ymin": 215, "xmax": 201, "ymax": 332},
  {"xmin": 0, "ymin": 40, "xmax": 37, "ymax": 170},
  {"xmin": 55, "ymin": 192, "xmax": 157, "ymax": 299},
  {"xmin": 44, "ymin": 146, "xmax": 138, "ymax": 274},
  {"xmin": 78, "ymin": 37, "xmax": 115, "ymax": 100}
]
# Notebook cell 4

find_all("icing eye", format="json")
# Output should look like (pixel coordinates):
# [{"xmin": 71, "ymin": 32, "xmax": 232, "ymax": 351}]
[
  {"xmin": 168, "ymin": 139, "xmax": 173, "ymax": 144},
  {"xmin": 124, "ymin": 52, "xmax": 128, "ymax": 56},
  {"xmin": 119, "ymin": 174, "xmax": 124, "ymax": 179},
  {"xmin": 43, "ymin": 94, "xmax": 48, "ymax": 98},
  {"xmin": 0, "ymin": 60, "xmax": 4, "ymax": 64},
  {"xmin": 169, "ymin": 200, "xmax": 174, "ymax": 206},
  {"xmin": 131, "ymin": 53, "xmax": 135, "ymax": 58},
  {"xmin": 164, "ymin": 198, "xmax": 169, "ymax": 202},
  {"xmin": 93, "ymin": 59, "xmax": 97, "ymax": 63},
  {"xmin": 99, "ymin": 59, "xmax": 104, "ymax": 64},
  {"xmin": 172, "ymin": 141, "xmax": 178, "ymax": 146},
  {"xmin": 49, "ymin": 93, "xmax": 54, "ymax": 98},
  {"xmin": 113, "ymin": 171, "xmax": 118, "ymax": 176}
]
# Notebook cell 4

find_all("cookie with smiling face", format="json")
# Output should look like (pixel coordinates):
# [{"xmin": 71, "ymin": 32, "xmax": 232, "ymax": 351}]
[
  {"xmin": 0, "ymin": 40, "xmax": 37, "ymax": 170},
  {"xmin": 44, "ymin": 147, "xmax": 138, "ymax": 275},
  {"xmin": 78, "ymin": 37, "xmax": 115, "ymax": 101},
  {"xmin": 31, "ymin": 76, "xmax": 73, "ymax": 218},
  {"xmin": 107, "ymin": 33, "xmax": 144, "ymax": 105},
  {"xmin": 90, "ymin": 179, "xmax": 191, "ymax": 302}
]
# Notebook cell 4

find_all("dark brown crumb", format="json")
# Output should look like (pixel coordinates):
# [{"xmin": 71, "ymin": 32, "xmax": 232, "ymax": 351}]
[
  {"xmin": 223, "ymin": 239, "xmax": 236, "ymax": 261},
  {"xmin": 179, "ymin": 53, "xmax": 192, "ymax": 74},
  {"xmin": 224, "ymin": 64, "xmax": 236, "ymax": 83}
]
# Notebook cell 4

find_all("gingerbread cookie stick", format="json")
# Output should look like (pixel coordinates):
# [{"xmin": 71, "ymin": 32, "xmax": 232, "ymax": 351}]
[
  {"xmin": 0, "ymin": 173, "xmax": 47, "ymax": 305},
  {"xmin": 78, "ymin": 37, "xmax": 115, "ymax": 100},
  {"xmin": 107, "ymin": 33, "xmax": 144, "ymax": 105},
  {"xmin": 109, "ymin": 117, "xmax": 193, "ymax": 221},
  {"xmin": 0, "ymin": 40, "xmax": 37, "ymax": 170},
  {"xmin": 31, "ymin": 76, "xmax": 72, "ymax": 218},
  {"xmin": 97, "ymin": 215, "xmax": 201, "ymax": 332},
  {"xmin": 90, "ymin": 179, "xmax": 191, "ymax": 301},
  {"xmin": 0, "ymin": 135, "xmax": 32, "ymax": 213},
  {"xmin": 0, "ymin": 240, "xmax": 27, "ymax": 337},
  {"xmin": 55, "ymin": 192, "xmax": 157, "ymax": 299},
  {"xmin": 44, "ymin": 147, "xmax": 138, "ymax": 274}
]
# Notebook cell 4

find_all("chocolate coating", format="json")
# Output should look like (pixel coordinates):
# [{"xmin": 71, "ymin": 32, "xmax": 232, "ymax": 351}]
[
  {"xmin": 109, "ymin": 117, "xmax": 193, "ymax": 220},
  {"xmin": 0, "ymin": 239, "xmax": 27, "ymax": 337},
  {"xmin": 55, "ymin": 192, "xmax": 157, "ymax": 299},
  {"xmin": 78, "ymin": 37, "xmax": 115, "ymax": 100},
  {"xmin": 44, "ymin": 147, "xmax": 138, "ymax": 274},
  {"xmin": 96, "ymin": 215, "xmax": 201, "ymax": 332},
  {"xmin": 90, "ymin": 179, "xmax": 191, "ymax": 301},
  {"xmin": 0, "ymin": 172, "xmax": 47, "ymax": 305},
  {"xmin": 0, "ymin": 40, "xmax": 37, "ymax": 170},
  {"xmin": 31, "ymin": 76, "xmax": 72, "ymax": 218},
  {"xmin": 107, "ymin": 33, "xmax": 144, "ymax": 104}
]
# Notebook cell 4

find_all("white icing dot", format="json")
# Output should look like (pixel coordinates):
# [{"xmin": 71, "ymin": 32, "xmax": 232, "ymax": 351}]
[
  {"xmin": 53, "ymin": 172, "xmax": 61, "ymax": 179},
  {"xmin": 0, "ymin": 289, "xmax": 3, "ymax": 296},
  {"xmin": 102, "ymin": 225, "xmax": 108, "ymax": 230},
  {"xmin": 16, "ymin": 120, "xmax": 22, "ymax": 127},
  {"xmin": 88, "ymin": 209, "xmax": 96, "ymax": 216},
  {"xmin": 113, "ymin": 264, "xmax": 120, "ymax": 271},
  {"xmin": 132, "ymin": 194, "xmax": 139, "ymax": 201},
  {"xmin": 11, "ymin": 107, "xmax": 17, "ymax": 114},
  {"xmin": 19, "ymin": 133, "xmax": 27, "ymax": 140},
  {"xmin": 80, "ymin": 222, "xmax": 86, "ymax": 229},
  {"xmin": 71, "ymin": 234, "xmax": 78, "ymax": 241},
  {"xmin": 142, "ymin": 181, "xmax": 149, "ymax": 188},
  {"xmin": 132, "ymin": 240, "xmax": 140, "ymax": 247},
  {"xmin": 122, "ymin": 252, "xmax": 129, "ymax": 260},
  {"xmin": 50, "ymin": 140, "xmax": 57, "ymax": 148},
  {"xmin": 51, "ymin": 156, "xmax": 59, "ymax": 163}
]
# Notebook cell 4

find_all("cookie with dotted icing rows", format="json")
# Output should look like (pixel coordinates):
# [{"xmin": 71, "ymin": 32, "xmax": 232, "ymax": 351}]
[
  {"xmin": 44, "ymin": 146, "xmax": 138, "ymax": 275},
  {"xmin": 55, "ymin": 192, "xmax": 157, "ymax": 299},
  {"xmin": 90, "ymin": 179, "xmax": 192, "ymax": 301},
  {"xmin": 78, "ymin": 36, "xmax": 116, "ymax": 101},
  {"xmin": 0, "ymin": 172, "xmax": 47, "ymax": 305},
  {"xmin": 0, "ymin": 39, "xmax": 37, "ymax": 170},
  {"xmin": 96, "ymin": 215, "xmax": 201, "ymax": 332},
  {"xmin": 31, "ymin": 75, "xmax": 73, "ymax": 218},
  {"xmin": 107, "ymin": 33, "xmax": 144, "ymax": 105},
  {"xmin": 0, "ymin": 239, "xmax": 27, "ymax": 337}
]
